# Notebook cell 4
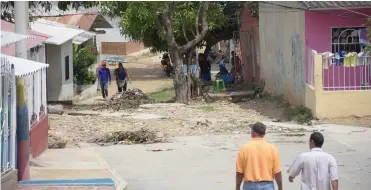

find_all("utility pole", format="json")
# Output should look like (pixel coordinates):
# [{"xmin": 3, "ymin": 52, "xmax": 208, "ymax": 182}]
[{"xmin": 15, "ymin": 1, "xmax": 30, "ymax": 181}]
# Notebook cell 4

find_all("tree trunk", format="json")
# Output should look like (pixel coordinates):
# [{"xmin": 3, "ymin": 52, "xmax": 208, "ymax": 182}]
[{"xmin": 170, "ymin": 51, "xmax": 189, "ymax": 104}]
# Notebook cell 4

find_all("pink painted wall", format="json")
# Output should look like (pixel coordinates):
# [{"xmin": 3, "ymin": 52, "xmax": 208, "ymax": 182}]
[{"xmin": 305, "ymin": 8, "xmax": 371, "ymax": 90}]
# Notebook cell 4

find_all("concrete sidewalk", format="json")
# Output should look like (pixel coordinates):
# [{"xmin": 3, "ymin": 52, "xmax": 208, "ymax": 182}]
[{"xmin": 26, "ymin": 147, "xmax": 127, "ymax": 190}]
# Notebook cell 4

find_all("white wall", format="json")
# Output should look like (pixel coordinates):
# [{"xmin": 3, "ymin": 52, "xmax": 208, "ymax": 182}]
[
  {"xmin": 46, "ymin": 40, "xmax": 74, "ymax": 102},
  {"xmin": 60, "ymin": 40, "xmax": 74, "ymax": 101},
  {"xmin": 259, "ymin": 2, "xmax": 306, "ymax": 105},
  {"xmin": 27, "ymin": 44, "xmax": 46, "ymax": 63},
  {"xmin": 46, "ymin": 43, "xmax": 62, "ymax": 102}
]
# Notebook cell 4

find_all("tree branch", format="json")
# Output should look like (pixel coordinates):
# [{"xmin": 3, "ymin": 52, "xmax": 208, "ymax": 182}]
[
  {"xmin": 181, "ymin": 15, "xmax": 189, "ymax": 42},
  {"xmin": 162, "ymin": 2, "xmax": 179, "ymax": 50},
  {"xmin": 179, "ymin": 2, "xmax": 209, "ymax": 54}
]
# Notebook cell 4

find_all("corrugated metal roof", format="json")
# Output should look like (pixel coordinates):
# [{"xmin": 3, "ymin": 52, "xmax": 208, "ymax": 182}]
[
  {"xmin": 0, "ymin": 31, "xmax": 33, "ymax": 47},
  {"xmin": 31, "ymin": 19, "xmax": 96, "ymax": 45},
  {"xmin": 30, "ymin": 20, "xmax": 84, "ymax": 45},
  {"xmin": 302, "ymin": 1, "xmax": 371, "ymax": 9},
  {"xmin": 0, "ymin": 20, "xmax": 49, "ymax": 56},
  {"xmin": 38, "ymin": 13, "xmax": 113, "ymax": 30},
  {"xmin": 0, "ymin": 54, "xmax": 49, "ymax": 77}
]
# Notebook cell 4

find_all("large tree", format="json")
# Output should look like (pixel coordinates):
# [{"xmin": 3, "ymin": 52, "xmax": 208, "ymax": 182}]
[
  {"xmin": 101, "ymin": 1, "xmax": 248, "ymax": 103},
  {"xmin": 1, "ymin": 1, "xmax": 98, "ymax": 22}
]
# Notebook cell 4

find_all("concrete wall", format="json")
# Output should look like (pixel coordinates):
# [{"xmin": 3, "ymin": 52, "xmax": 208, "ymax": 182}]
[
  {"xmin": 1, "ymin": 169, "xmax": 18, "ymax": 190},
  {"xmin": 27, "ymin": 44, "xmax": 46, "ymax": 63},
  {"xmin": 30, "ymin": 115, "xmax": 49, "ymax": 158},
  {"xmin": 259, "ymin": 2, "xmax": 306, "ymax": 105},
  {"xmin": 46, "ymin": 44, "xmax": 62, "ymax": 102},
  {"xmin": 46, "ymin": 40, "xmax": 74, "ymax": 102},
  {"xmin": 95, "ymin": 17, "xmax": 131, "ymax": 52},
  {"xmin": 305, "ymin": 55, "xmax": 371, "ymax": 118},
  {"xmin": 101, "ymin": 42, "xmax": 145, "ymax": 56}
]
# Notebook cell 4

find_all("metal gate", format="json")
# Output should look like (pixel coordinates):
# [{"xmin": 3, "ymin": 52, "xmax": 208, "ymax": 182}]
[{"xmin": 0, "ymin": 57, "xmax": 16, "ymax": 174}]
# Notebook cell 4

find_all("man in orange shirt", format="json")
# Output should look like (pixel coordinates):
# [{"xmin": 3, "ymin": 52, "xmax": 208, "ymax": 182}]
[{"xmin": 236, "ymin": 122, "xmax": 283, "ymax": 190}]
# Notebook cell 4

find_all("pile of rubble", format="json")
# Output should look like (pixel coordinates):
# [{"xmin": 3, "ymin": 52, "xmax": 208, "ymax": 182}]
[
  {"xmin": 88, "ymin": 128, "xmax": 168, "ymax": 146},
  {"xmin": 93, "ymin": 89, "xmax": 155, "ymax": 111},
  {"xmin": 48, "ymin": 133, "xmax": 68, "ymax": 149}
]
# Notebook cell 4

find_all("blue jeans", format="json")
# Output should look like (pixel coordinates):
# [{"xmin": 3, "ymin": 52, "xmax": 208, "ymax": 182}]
[
  {"xmin": 243, "ymin": 181, "xmax": 274, "ymax": 190},
  {"xmin": 100, "ymin": 82, "xmax": 108, "ymax": 98},
  {"xmin": 201, "ymin": 73, "xmax": 211, "ymax": 81}
]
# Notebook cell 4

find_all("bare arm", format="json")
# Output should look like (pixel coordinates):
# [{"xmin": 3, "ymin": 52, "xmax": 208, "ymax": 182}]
[
  {"xmin": 236, "ymin": 172, "xmax": 243, "ymax": 190},
  {"xmin": 275, "ymin": 172, "xmax": 283, "ymax": 190},
  {"xmin": 331, "ymin": 180, "xmax": 338, "ymax": 190},
  {"xmin": 329, "ymin": 156, "xmax": 339, "ymax": 190}
]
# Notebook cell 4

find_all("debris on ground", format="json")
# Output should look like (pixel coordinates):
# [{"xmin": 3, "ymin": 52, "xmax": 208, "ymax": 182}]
[
  {"xmin": 48, "ymin": 134, "xmax": 68, "ymax": 149},
  {"xmin": 93, "ymin": 89, "xmax": 155, "ymax": 111},
  {"xmin": 147, "ymin": 148, "xmax": 173, "ymax": 152},
  {"xmin": 89, "ymin": 128, "xmax": 168, "ymax": 146},
  {"xmin": 48, "ymin": 104, "xmax": 64, "ymax": 115}
]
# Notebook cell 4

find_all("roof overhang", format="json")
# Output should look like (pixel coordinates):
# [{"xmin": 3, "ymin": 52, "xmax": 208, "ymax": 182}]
[
  {"xmin": 0, "ymin": 54, "xmax": 49, "ymax": 77},
  {"xmin": 30, "ymin": 19, "xmax": 96, "ymax": 45},
  {"xmin": 301, "ymin": 1, "xmax": 371, "ymax": 10},
  {"xmin": 1, "ymin": 31, "xmax": 34, "ymax": 47}
]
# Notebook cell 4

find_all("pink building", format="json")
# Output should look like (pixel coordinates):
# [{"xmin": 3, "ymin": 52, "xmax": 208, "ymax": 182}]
[
  {"xmin": 258, "ymin": 1, "xmax": 371, "ymax": 105},
  {"xmin": 1, "ymin": 20, "xmax": 50, "ymax": 159},
  {"xmin": 238, "ymin": 8, "xmax": 260, "ymax": 88}
]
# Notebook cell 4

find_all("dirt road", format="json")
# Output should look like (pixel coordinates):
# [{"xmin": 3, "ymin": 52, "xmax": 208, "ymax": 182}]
[{"xmin": 79, "ymin": 53, "xmax": 173, "ymax": 104}]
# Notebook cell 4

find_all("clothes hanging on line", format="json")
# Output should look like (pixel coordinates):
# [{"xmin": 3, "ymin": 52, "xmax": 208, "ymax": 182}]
[
  {"xmin": 321, "ymin": 52, "xmax": 333, "ymax": 69},
  {"xmin": 344, "ymin": 52, "xmax": 358, "ymax": 67}
]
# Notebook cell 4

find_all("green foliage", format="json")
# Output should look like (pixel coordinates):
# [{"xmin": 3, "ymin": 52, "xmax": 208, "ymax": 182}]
[
  {"xmin": 73, "ymin": 45, "xmax": 97, "ymax": 85},
  {"xmin": 284, "ymin": 106, "xmax": 313, "ymax": 124},
  {"xmin": 101, "ymin": 2, "xmax": 232, "ymax": 53},
  {"xmin": 1, "ymin": 1, "xmax": 98, "ymax": 22},
  {"xmin": 147, "ymin": 87, "xmax": 176, "ymax": 103}
]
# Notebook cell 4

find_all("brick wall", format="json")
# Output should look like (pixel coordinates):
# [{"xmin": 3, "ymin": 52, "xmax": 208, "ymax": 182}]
[{"xmin": 101, "ymin": 42, "xmax": 144, "ymax": 55}]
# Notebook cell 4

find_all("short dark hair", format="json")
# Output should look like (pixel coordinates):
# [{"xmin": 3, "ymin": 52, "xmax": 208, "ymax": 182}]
[
  {"xmin": 310, "ymin": 132, "xmax": 324, "ymax": 147},
  {"xmin": 251, "ymin": 122, "xmax": 266, "ymax": 136}
]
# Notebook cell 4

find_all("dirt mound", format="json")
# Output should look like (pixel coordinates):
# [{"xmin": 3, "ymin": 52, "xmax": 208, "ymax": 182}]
[
  {"xmin": 89, "ymin": 128, "xmax": 167, "ymax": 146},
  {"xmin": 93, "ymin": 89, "xmax": 155, "ymax": 111},
  {"xmin": 48, "ymin": 134, "xmax": 68, "ymax": 149}
]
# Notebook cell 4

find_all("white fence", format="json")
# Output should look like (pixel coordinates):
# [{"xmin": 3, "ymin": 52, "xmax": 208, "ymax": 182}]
[
  {"xmin": 321, "ymin": 55, "xmax": 371, "ymax": 91},
  {"xmin": 0, "ymin": 57, "xmax": 16, "ymax": 174},
  {"xmin": 24, "ymin": 68, "xmax": 47, "ymax": 127}
]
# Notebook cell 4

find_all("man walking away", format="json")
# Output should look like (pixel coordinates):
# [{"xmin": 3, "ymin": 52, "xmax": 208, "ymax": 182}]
[
  {"xmin": 236, "ymin": 122, "xmax": 283, "ymax": 190},
  {"xmin": 288, "ymin": 132, "xmax": 339, "ymax": 190},
  {"xmin": 98, "ymin": 62, "xmax": 111, "ymax": 99}
]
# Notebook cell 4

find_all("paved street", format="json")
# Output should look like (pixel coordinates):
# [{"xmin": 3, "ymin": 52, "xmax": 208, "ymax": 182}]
[{"xmin": 93, "ymin": 123, "xmax": 371, "ymax": 190}]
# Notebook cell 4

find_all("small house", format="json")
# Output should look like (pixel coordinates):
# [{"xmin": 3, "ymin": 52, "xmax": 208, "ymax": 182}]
[{"xmin": 258, "ymin": 1, "xmax": 371, "ymax": 118}]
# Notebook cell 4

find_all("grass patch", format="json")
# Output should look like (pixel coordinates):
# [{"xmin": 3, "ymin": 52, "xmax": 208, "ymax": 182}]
[
  {"xmin": 147, "ymin": 87, "xmax": 175, "ymax": 102},
  {"xmin": 261, "ymin": 92, "xmax": 313, "ymax": 124},
  {"xmin": 198, "ymin": 105, "xmax": 216, "ymax": 111},
  {"xmin": 284, "ymin": 106, "xmax": 313, "ymax": 124}
]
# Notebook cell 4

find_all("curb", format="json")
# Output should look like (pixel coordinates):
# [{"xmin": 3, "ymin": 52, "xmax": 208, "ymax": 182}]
[{"xmin": 90, "ymin": 147, "xmax": 128, "ymax": 190}]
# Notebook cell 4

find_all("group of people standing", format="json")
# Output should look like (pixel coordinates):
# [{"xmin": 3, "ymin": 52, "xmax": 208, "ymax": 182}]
[
  {"xmin": 198, "ymin": 50, "xmax": 242, "ymax": 82},
  {"xmin": 97, "ymin": 61, "xmax": 130, "ymax": 99},
  {"xmin": 236, "ymin": 122, "xmax": 339, "ymax": 190}
]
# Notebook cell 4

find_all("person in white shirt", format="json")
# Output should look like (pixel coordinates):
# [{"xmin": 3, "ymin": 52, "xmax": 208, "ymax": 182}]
[{"xmin": 288, "ymin": 132, "xmax": 339, "ymax": 190}]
